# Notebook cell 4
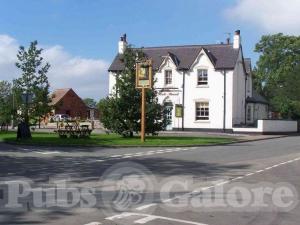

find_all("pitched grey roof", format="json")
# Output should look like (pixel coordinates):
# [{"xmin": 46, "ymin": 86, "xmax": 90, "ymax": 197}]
[
  {"xmin": 246, "ymin": 90, "xmax": 268, "ymax": 105},
  {"xmin": 108, "ymin": 44, "xmax": 240, "ymax": 72}
]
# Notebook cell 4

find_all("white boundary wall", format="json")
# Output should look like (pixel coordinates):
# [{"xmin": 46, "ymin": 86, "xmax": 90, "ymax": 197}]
[{"xmin": 233, "ymin": 120, "xmax": 298, "ymax": 133}]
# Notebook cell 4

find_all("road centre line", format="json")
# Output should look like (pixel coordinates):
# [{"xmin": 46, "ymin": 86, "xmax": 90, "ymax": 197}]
[{"xmin": 91, "ymin": 147, "xmax": 195, "ymax": 162}]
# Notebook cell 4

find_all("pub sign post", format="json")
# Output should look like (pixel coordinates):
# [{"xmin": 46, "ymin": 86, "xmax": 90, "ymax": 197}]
[{"xmin": 136, "ymin": 59, "xmax": 153, "ymax": 142}]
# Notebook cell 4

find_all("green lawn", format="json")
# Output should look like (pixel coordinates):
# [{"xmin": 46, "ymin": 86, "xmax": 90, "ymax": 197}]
[{"xmin": 0, "ymin": 131, "xmax": 235, "ymax": 147}]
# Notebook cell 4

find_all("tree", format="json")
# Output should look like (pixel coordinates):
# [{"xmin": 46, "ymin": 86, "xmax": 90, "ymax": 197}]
[
  {"xmin": 83, "ymin": 98, "xmax": 97, "ymax": 108},
  {"xmin": 13, "ymin": 41, "xmax": 51, "ymax": 137},
  {"xmin": 99, "ymin": 46, "xmax": 168, "ymax": 137},
  {"xmin": 271, "ymin": 64, "xmax": 300, "ymax": 119},
  {"xmin": 253, "ymin": 33, "xmax": 300, "ymax": 118},
  {"xmin": 0, "ymin": 81, "xmax": 13, "ymax": 127}
]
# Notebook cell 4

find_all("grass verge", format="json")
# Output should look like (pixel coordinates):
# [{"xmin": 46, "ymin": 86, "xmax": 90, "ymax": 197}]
[{"xmin": 0, "ymin": 131, "xmax": 235, "ymax": 147}]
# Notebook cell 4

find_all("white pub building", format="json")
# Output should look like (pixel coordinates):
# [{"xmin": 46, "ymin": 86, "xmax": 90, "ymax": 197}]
[{"xmin": 108, "ymin": 31, "xmax": 268, "ymax": 131}]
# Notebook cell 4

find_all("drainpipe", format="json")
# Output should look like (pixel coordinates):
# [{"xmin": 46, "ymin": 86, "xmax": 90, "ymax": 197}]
[
  {"xmin": 182, "ymin": 70, "xmax": 186, "ymax": 131},
  {"xmin": 223, "ymin": 70, "xmax": 226, "ymax": 132},
  {"xmin": 244, "ymin": 74, "xmax": 247, "ymax": 124}
]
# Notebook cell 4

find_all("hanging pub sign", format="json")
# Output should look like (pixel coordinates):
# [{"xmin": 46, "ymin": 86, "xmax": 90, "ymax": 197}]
[
  {"xmin": 175, "ymin": 104, "xmax": 183, "ymax": 118},
  {"xmin": 136, "ymin": 59, "xmax": 153, "ymax": 89}
]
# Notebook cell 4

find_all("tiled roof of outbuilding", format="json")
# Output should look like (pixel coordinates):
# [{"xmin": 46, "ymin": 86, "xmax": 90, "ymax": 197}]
[
  {"xmin": 50, "ymin": 88, "xmax": 72, "ymax": 106},
  {"xmin": 246, "ymin": 90, "xmax": 269, "ymax": 105}
]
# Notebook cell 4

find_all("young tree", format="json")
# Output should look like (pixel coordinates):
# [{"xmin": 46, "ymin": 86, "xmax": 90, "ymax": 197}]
[
  {"xmin": 14, "ymin": 41, "xmax": 51, "ymax": 137},
  {"xmin": 254, "ymin": 33, "xmax": 300, "ymax": 118},
  {"xmin": 99, "ymin": 46, "xmax": 168, "ymax": 137},
  {"xmin": 0, "ymin": 81, "xmax": 13, "ymax": 127}
]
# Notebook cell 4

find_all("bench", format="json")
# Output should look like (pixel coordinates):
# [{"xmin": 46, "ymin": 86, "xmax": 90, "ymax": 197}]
[{"xmin": 55, "ymin": 124, "xmax": 92, "ymax": 138}]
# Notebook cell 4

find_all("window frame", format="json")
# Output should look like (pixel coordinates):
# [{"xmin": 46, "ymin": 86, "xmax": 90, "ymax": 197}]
[
  {"xmin": 164, "ymin": 70, "xmax": 172, "ymax": 86},
  {"xmin": 195, "ymin": 102, "xmax": 209, "ymax": 121},
  {"xmin": 197, "ymin": 69, "xmax": 208, "ymax": 86}
]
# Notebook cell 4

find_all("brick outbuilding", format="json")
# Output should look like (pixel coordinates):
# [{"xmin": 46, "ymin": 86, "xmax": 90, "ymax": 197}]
[{"xmin": 50, "ymin": 88, "xmax": 88, "ymax": 119}]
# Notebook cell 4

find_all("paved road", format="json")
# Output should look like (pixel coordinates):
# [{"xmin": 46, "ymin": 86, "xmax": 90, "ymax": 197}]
[{"xmin": 0, "ymin": 136, "xmax": 300, "ymax": 225}]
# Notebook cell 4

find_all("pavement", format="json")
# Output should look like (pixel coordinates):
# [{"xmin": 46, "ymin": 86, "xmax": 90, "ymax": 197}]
[{"xmin": 0, "ymin": 136, "xmax": 300, "ymax": 224}]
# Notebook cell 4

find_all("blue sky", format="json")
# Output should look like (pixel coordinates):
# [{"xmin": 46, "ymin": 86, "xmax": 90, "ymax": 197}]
[{"xmin": 0, "ymin": 0, "xmax": 299, "ymax": 99}]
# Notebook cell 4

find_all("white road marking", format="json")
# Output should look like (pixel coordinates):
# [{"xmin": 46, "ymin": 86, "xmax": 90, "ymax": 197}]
[
  {"xmin": 95, "ymin": 159, "xmax": 105, "ymax": 162},
  {"xmin": 111, "ymin": 155, "xmax": 122, "ymax": 157},
  {"xmin": 106, "ymin": 212, "xmax": 209, "ymax": 225},
  {"xmin": 215, "ymin": 181, "xmax": 230, "ymax": 186},
  {"xmin": 147, "ymin": 151, "xmax": 156, "ymax": 153},
  {"xmin": 231, "ymin": 176, "xmax": 243, "ymax": 181},
  {"xmin": 145, "ymin": 153, "xmax": 155, "ymax": 155},
  {"xmin": 201, "ymin": 186, "xmax": 215, "ymax": 191},
  {"xmin": 162, "ymin": 198, "xmax": 175, "ymax": 203},
  {"xmin": 136, "ymin": 203, "xmax": 157, "ymax": 211},
  {"xmin": 264, "ymin": 166, "xmax": 273, "ymax": 170},
  {"xmin": 245, "ymin": 172, "xmax": 254, "ymax": 176},
  {"xmin": 84, "ymin": 222, "xmax": 102, "ymax": 225},
  {"xmin": 34, "ymin": 151, "xmax": 61, "ymax": 155}
]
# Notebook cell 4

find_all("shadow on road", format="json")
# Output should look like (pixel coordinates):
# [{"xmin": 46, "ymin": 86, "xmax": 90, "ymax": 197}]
[{"xmin": 0, "ymin": 155, "xmax": 251, "ymax": 224}]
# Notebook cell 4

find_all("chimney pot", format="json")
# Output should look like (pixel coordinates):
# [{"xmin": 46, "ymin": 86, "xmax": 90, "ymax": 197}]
[
  {"xmin": 226, "ymin": 37, "xmax": 230, "ymax": 44},
  {"xmin": 235, "ymin": 30, "xmax": 240, "ymax": 35}
]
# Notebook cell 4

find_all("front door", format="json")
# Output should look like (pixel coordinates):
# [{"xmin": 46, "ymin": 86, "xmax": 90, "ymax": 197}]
[{"xmin": 165, "ymin": 103, "xmax": 173, "ymax": 130}]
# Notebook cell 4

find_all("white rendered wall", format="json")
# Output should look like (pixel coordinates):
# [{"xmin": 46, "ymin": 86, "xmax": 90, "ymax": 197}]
[
  {"xmin": 154, "ymin": 58, "xmax": 183, "ymax": 130},
  {"xmin": 178, "ymin": 52, "xmax": 233, "ymax": 129},
  {"xmin": 233, "ymin": 120, "xmax": 297, "ymax": 133},
  {"xmin": 232, "ymin": 49, "xmax": 246, "ymax": 125},
  {"xmin": 260, "ymin": 120, "xmax": 297, "ymax": 132},
  {"xmin": 253, "ymin": 103, "xmax": 268, "ymax": 121},
  {"xmin": 109, "ymin": 72, "xmax": 117, "ymax": 95}
]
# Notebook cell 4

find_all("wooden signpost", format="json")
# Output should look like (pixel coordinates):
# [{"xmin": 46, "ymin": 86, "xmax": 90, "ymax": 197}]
[{"xmin": 136, "ymin": 59, "xmax": 153, "ymax": 142}]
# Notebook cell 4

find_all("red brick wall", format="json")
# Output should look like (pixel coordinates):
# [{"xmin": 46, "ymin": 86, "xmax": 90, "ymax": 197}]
[{"xmin": 54, "ymin": 90, "xmax": 88, "ymax": 119}]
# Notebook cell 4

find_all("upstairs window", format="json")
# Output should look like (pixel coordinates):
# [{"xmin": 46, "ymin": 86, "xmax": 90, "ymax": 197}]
[
  {"xmin": 195, "ymin": 102, "xmax": 209, "ymax": 120},
  {"xmin": 165, "ymin": 70, "xmax": 172, "ymax": 85},
  {"xmin": 197, "ymin": 69, "xmax": 208, "ymax": 86}
]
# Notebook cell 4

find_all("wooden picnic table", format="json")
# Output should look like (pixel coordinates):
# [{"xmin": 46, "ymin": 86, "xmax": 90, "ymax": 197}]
[{"xmin": 55, "ymin": 124, "xmax": 92, "ymax": 138}]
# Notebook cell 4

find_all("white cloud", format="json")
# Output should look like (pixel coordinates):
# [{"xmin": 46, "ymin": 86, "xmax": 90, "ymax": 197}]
[
  {"xmin": 225, "ymin": 0, "xmax": 300, "ymax": 34},
  {"xmin": 0, "ymin": 34, "xmax": 109, "ymax": 100}
]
